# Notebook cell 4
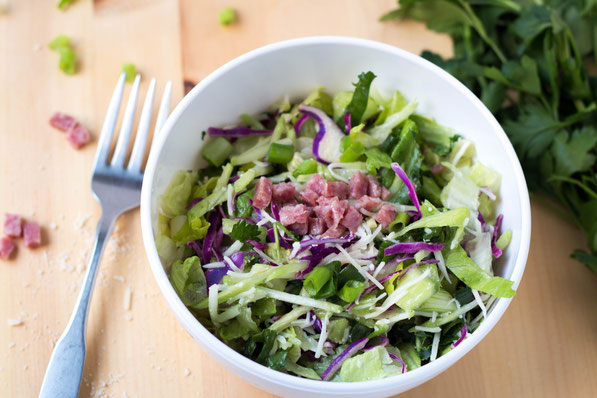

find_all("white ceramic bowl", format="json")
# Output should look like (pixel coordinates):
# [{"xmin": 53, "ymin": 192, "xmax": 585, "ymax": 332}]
[{"xmin": 141, "ymin": 36, "xmax": 531, "ymax": 398}]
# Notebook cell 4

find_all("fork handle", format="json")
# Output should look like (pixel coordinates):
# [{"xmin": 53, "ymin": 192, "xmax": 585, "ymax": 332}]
[{"xmin": 39, "ymin": 212, "xmax": 117, "ymax": 398}]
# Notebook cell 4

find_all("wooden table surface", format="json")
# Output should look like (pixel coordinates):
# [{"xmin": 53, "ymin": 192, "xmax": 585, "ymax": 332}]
[{"xmin": 1, "ymin": 1, "xmax": 596, "ymax": 397}]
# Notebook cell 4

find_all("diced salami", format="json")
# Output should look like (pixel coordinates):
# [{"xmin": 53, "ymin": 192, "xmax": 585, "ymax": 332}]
[
  {"xmin": 66, "ymin": 123, "xmax": 91, "ymax": 149},
  {"xmin": 50, "ymin": 112, "xmax": 77, "ymax": 132},
  {"xmin": 315, "ymin": 197, "xmax": 348, "ymax": 229},
  {"xmin": 308, "ymin": 217, "xmax": 325, "ymax": 236},
  {"xmin": 368, "ymin": 176, "xmax": 383, "ymax": 198},
  {"xmin": 305, "ymin": 174, "xmax": 327, "ymax": 196},
  {"xmin": 300, "ymin": 189, "xmax": 319, "ymax": 206},
  {"xmin": 375, "ymin": 204, "xmax": 397, "ymax": 228},
  {"xmin": 381, "ymin": 186, "xmax": 390, "ymax": 200},
  {"xmin": 272, "ymin": 182, "xmax": 296, "ymax": 203},
  {"xmin": 253, "ymin": 177, "xmax": 273, "ymax": 210},
  {"xmin": 289, "ymin": 221, "xmax": 308, "ymax": 236},
  {"xmin": 356, "ymin": 195, "xmax": 382, "ymax": 212},
  {"xmin": 0, "ymin": 237, "xmax": 15, "ymax": 260},
  {"xmin": 349, "ymin": 171, "xmax": 369, "ymax": 199},
  {"xmin": 322, "ymin": 224, "xmax": 347, "ymax": 238},
  {"xmin": 280, "ymin": 204, "xmax": 308, "ymax": 226},
  {"xmin": 341, "ymin": 206, "xmax": 363, "ymax": 232},
  {"xmin": 23, "ymin": 221, "xmax": 42, "ymax": 248},
  {"xmin": 323, "ymin": 181, "xmax": 349, "ymax": 199},
  {"xmin": 4, "ymin": 213, "xmax": 22, "ymax": 238}
]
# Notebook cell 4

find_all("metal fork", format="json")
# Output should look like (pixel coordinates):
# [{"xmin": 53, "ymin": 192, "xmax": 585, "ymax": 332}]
[{"xmin": 39, "ymin": 73, "xmax": 173, "ymax": 398}]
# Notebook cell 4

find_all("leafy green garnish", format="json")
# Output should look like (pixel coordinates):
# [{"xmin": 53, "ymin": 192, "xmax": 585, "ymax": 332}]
[
  {"xmin": 382, "ymin": 0, "xmax": 597, "ymax": 272},
  {"xmin": 48, "ymin": 34, "xmax": 77, "ymax": 75},
  {"xmin": 230, "ymin": 220, "xmax": 260, "ymax": 241},
  {"xmin": 340, "ymin": 71, "xmax": 377, "ymax": 126}
]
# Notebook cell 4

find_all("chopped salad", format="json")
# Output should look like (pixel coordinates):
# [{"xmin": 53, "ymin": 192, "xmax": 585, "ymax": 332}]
[{"xmin": 156, "ymin": 72, "xmax": 515, "ymax": 382}]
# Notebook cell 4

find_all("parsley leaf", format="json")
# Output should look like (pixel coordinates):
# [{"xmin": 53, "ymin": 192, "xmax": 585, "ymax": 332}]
[{"xmin": 230, "ymin": 220, "xmax": 260, "ymax": 241}]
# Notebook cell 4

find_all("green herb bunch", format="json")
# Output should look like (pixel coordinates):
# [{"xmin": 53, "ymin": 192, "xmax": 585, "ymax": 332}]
[{"xmin": 382, "ymin": 0, "xmax": 597, "ymax": 272}]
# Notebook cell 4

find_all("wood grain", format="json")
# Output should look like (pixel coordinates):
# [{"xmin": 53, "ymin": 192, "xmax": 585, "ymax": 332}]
[{"xmin": 1, "ymin": 1, "xmax": 596, "ymax": 397}]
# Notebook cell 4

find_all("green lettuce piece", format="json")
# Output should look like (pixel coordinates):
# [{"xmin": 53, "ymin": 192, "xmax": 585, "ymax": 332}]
[
  {"xmin": 369, "ymin": 101, "xmax": 418, "ymax": 142},
  {"xmin": 365, "ymin": 147, "xmax": 392, "ymax": 175},
  {"xmin": 386, "ymin": 119, "xmax": 422, "ymax": 203},
  {"xmin": 155, "ymin": 233, "xmax": 181, "ymax": 270},
  {"xmin": 332, "ymin": 90, "xmax": 379, "ymax": 123},
  {"xmin": 497, "ymin": 229, "xmax": 512, "ymax": 250},
  {"xmin": 341, "ymin": 71, "xmax": 377, "ymax": 125},
  {"xmin": 303, "ymin": 87, "xmax": 333, "ymax": 116},
  {"xmin": 161, "ymin": 170, "xmax": 198, "ymax": 217},
  {"xmin": 410, "ymin": 114, "xmax": 456, "ymax": 151},
  {"xmin": 470, "ymin": 161, "xmax": 502, "ymax": 194},
  {"xmin": 448, "ymin": 138, "xmax": 476, "ymax": 168},
  {"xmin": 339, "ymin": 346, "xmax": 403, "ymax": 382},
  {"xmin": 327, "ymin": 318, "xmax": 349, "ymax": 343},
  {"xmin": 172, "ymin": 216, "xmax": 209, "ymax": 243},
  {"xmin": 169, "ymin": 256, "xmax": 208, "ymax": 306},
  {"xmin": 440, "ymin": 170, "xmax": 480, "ymax": 211},
  {"xmin": 395, "ymin": 263, "xmax": 440, "ymax": 311},
  {"xmin": 443, "ymin": 245, "xmax": 516, "ymax": 298},
  {"xmin": 375, "ymin": 90, "xmax": 408, "ymax": 126},
  {"xmin": 285, "ymin": 361, "xmax": 321, "ymax": 380},
  {"xmin": 398, "ymin": 343, "xmax": 421, "ymax": 371},
  {"xmin": 231, "ymin": 116, "xmax": 286, "ymax": 165},
  {"xmin": 418, "ymin": 288, "xmax": 458, "ymax": 313},
  {"xmin": 399, "ymin": 207, "xmax": 470, "ymax": 246}
]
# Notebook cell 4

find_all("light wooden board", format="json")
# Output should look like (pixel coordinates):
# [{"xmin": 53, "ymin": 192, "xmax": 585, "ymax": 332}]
[{"xmin": 1, "ymin": 1, "xmax": 596, "ymax": 397}]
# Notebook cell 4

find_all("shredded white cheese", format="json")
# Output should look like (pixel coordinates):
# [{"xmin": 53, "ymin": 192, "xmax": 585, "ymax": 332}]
[
  {"xmin": 415, "ymin": 326, "xmax": 442, "ymax": 333},
  {"xmin": 123, "ymin": 286, "xmax": 133, "ymax": 311},
  {"xmin": 224, "ymin": 256, "xmax": 242, "ymax": 272},
  {"xmin": 430, "ymin": 332, "xmax": 441, "ymax": 361},
  {"xmin": 472, "ymin": 289, "xmax": 487, "ymax": 320},
  {"xmin": 203, "ymin": 261, "xmax": 226, "ymax": 269},
  {"xmin": 433, "ymin": 250, "xmax": 451, "ymax": 283},
  {"xmin": 289, "ymin": 242, "xmax": 301, "ymax": 259},
  {"xmin": 7, "ymin": 319, "xmax": 23, "ymax": 327},
  {"xmin": 226, "ymin": 184, "xmax": 234, "ymax": 216},
  {"xmin": 335, "ymin": 244, "xmax": 384, "ymax": 289},
  {"xmin": 208, "ymin": 285, "xmax": 220, "ymax": 327},
  {"xmin": 365, "ymin": 268, "xmax": 431, "ymax": 319},
  {"xmin": 314, "ymin": 312, "xmax": 331, "ymax": 359},
  {"xmin": 253, "ymin": 248, "xmax": 278, "ymax": 265},
  {"xmin": 223, "ymin": 240, "xmax": 243, "ymax": 257}
]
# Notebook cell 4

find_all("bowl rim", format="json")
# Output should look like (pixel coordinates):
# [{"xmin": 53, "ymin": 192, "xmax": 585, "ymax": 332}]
[{"xmin": 141, "ymin": 36, "xmax": 531, "ymax": 394}]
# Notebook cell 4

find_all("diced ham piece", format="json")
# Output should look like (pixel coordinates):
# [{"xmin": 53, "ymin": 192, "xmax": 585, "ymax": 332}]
[
  {"xmin": 66, "ymin": 123, "xmax": 91, "ymax": 149},
  {"xmin": 381, "ymin": 186, "xmax": 390, "ymax": 200},
  {"xmin": 305, "ymin": 174, "xmax": 327, "ymax": 196},
  {"xmin": 23, "ymin": 221, "xmax": 42, "ymax": 248},
  {"xmin": 253, "ymin": 177, "xmax": 273, "ymax": 210},
  {"xmin": 50, "ymin": 112, "xmax": 77, "ymax": 132},
  {"xmin": 323, "ymin": 181, "xmax": 349, "ymax": 199},
  {"xmin": 308, "ymin": 217, "xmax": 325, "ymax": 236},
  {"xmin": 0, "ymin": 237, "xmax": 15, "ymax": 260},
  {"xmin": 357, "ymin": 195, "xmax": 382, "ymax": 212},
  {"xmin": 368, "ymin": 176, "xmax": 383, "ymax": 198},
  {"xmin": 289, "ymin": 221, "xmax": 308, "ymax": 236},
  {"xmin": 375, "ymin": 204, "xmax": 397, "ymax": 228},
  {"xmin": 272, "ymin": 182, "xmax": 296, "ymax": 203},
  {"xmin": 315, "ymin": 197, "xmax": 348, "ymax": 229},
  {"xmin": 300, "ymin": 189, "xmax": 319, "ymax": 206},
  {"xmin": 280, "ymin": 204, "xmax": 308, "ymax": 226},
  {"xmin": 341, "ymin": 206, "xmax": 363, "ymax": 232},
  {"xmin": 4, "ymin": 213, "xmax": 23, "ymax": 238},
  {"xmin": 349, "ymin": 171, "xmax": 369, "ymax": 199},
  {"xmin": 322, "ymin": 225, "xmax": 347, "ymax": 238}
]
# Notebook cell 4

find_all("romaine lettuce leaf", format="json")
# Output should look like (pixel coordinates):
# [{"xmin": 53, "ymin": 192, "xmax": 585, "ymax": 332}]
[
  {"xmin": 443, "ymin": 245, "xmax": 515, "ymax": 298},
  {"xmin": 339, "ymin": 346, "xmax": 403, "ymax": 382},
  {"xmin": 161, "ymin": 170, "xmax": 198, "ymax": 217}
]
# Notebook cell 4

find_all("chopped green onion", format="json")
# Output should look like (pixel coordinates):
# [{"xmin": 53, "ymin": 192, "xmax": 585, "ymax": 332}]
[
  {"xmin": 337, "ymin": 280, "xmax": 365, "ymax": 303},
  {"xmin": 48, "ymin": 34, "xmax": 77, "ymax": 75},
  {"xmin": 122, "ymin": 63, "xmax": 137, "ymax": 82},
  {"xmin": 266, "ymin": 143, "xmax": 294, "ymax": 164},
  {"xmin": 497, "ymin": 229, "xmax": 512, "ymax": 250},
  {"xmin": 304, "ymin": 267, "xmax": 333, "ymax": 297},
  {"xmin": 57, "ymin": 0, "xmax": 77, "ymax": 10},
  {"xmin": 292, "ymin": 158, "xmax": 318, "ymax": 177},
  {"xmin": 201, "ymin": 137, "xmax": 233, "ymax": 167},
  {"xmin": 218, "ymin": 7, "xmax": 236, "ymax": 25}
]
